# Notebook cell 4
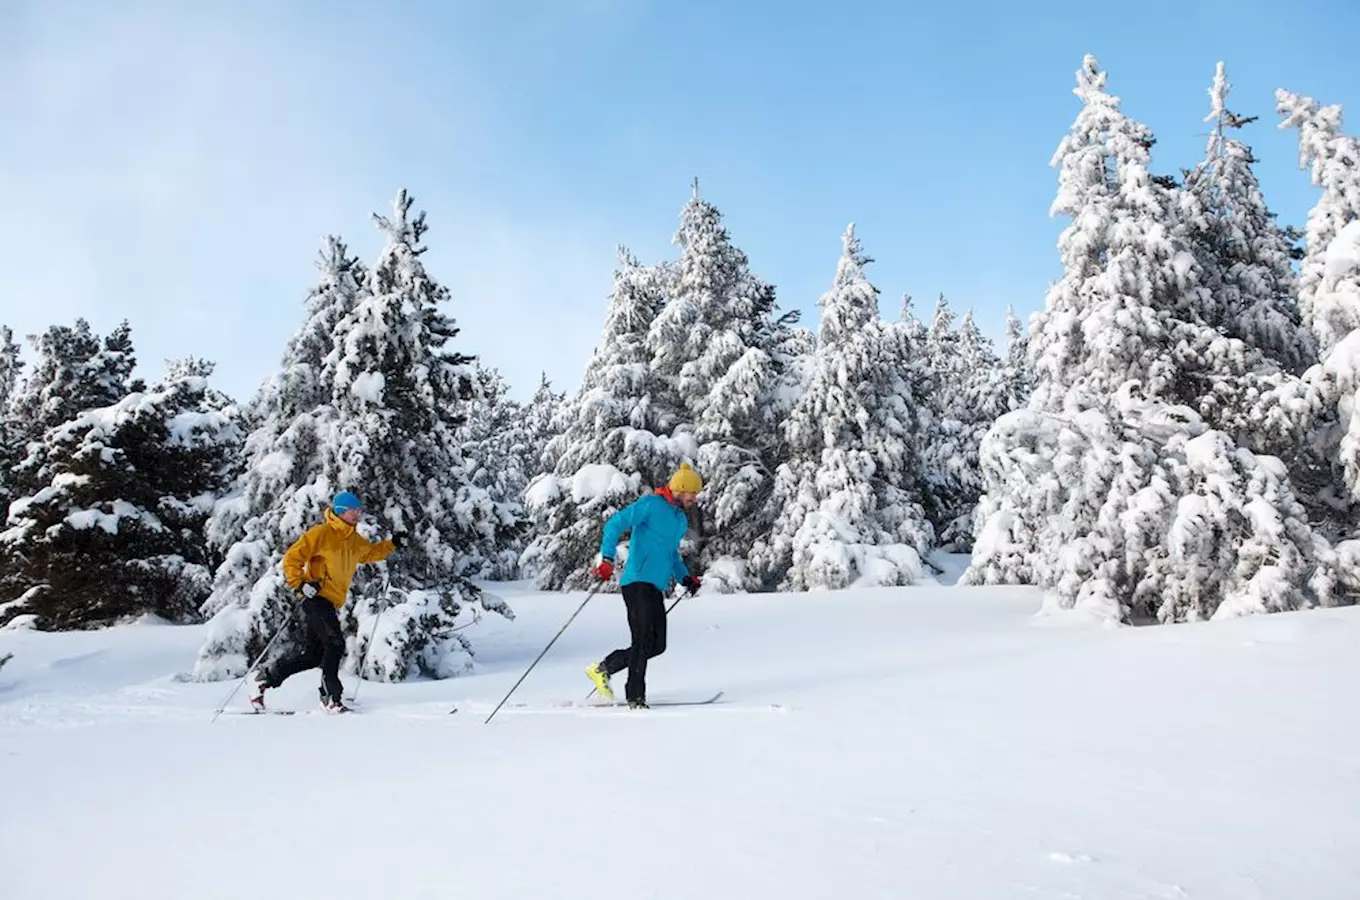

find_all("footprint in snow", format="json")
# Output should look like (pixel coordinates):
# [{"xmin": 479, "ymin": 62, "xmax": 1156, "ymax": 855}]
[
  {"xmin": 1048, "ymin": 852, "xmax": 1096, "ymax": 865},
  {"xmin": 50, "ymin": 650, "xmax": 107, "ymax": 669}
]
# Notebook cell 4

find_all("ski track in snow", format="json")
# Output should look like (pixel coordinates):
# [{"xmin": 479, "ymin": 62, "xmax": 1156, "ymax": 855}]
[{"xmin": 2, "ymin": 581, "xmax": 1359, "ymax": 899}]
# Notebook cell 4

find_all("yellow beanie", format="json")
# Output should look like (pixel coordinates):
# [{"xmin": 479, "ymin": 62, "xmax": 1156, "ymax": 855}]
[{"xmin": 669, "ymin": 462, "xmax": 703, "ymax": 494}]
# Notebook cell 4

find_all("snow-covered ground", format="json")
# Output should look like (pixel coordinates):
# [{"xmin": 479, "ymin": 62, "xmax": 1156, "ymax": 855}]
[{"xmin": 2, "ymin": 573, "xmax": 1359, "ymax": 899}]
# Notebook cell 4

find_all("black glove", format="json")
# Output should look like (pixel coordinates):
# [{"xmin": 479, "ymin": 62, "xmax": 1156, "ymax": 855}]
[
  {"xmin": 390, "ymin": 533, "xmax": 403, "ymax": 550},
  {"xmin": 682, "ymin": 575, "xmax": 702, "ymax": 596}
]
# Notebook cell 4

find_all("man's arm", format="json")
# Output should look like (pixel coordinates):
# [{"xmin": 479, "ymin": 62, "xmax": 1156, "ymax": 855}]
[
  {"xmin": 671, "ymin": 548, "xmax": 688, "ymax": 584},
  {"xmin": 599, "ymin": 497, "xmax": 640, "ymax": 561},
  {"xmin": 360, "ymin": 537, "xmax": 396, "ymax": 564},
  {"xmin": 281, "ymin": 526, "xmax": 320, "ymax": 589}
]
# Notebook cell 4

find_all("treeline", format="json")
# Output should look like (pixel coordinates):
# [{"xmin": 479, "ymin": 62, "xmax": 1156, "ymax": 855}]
[{"xmin": 1, "ymin": 56, "xmax": 1356, "ymax": 681}]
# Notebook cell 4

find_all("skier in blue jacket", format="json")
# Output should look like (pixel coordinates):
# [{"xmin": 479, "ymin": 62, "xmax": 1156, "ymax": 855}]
[{"xmin": 586, "ymin": 463, "xmax": 703, "ymax": 708}]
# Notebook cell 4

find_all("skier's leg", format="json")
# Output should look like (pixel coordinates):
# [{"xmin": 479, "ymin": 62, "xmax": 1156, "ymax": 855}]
[
  {"xmin": 623, "ymin": 583, "xmax": 663, "ymax": 702},
  {"xmin": 264, "ymin": 601, "xmax": 324, "ymax": 687},
  {"xmin": 314, "ymin": 601, "xmax": 346, "ymax": 703},
  {"xmin": 648, "ymin": 589, "xmax": 667, "ymax": 660},
  {"xmin": 601, "ymin": 588, "xmax": 644, "ymax": 676}
]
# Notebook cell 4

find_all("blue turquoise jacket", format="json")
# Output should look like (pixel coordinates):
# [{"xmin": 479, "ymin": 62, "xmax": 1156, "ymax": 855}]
[{"xmin": 600, "ymin": 489, "xmax": 690, "ymax": 591}]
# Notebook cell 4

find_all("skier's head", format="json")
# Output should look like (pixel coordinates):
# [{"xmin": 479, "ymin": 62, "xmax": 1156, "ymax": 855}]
[
  {"xmin": 668, "ymin": 463, "xmax": 702, "ymax": 508},
  {"xmin": 331, "ymin": 491, "xmax": 364, "ymax": 525}
]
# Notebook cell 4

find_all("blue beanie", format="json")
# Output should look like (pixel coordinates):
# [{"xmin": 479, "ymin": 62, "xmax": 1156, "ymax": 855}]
[{"xmin": 332, "ymin": 491, "xmax": 364, "ymax": 514}]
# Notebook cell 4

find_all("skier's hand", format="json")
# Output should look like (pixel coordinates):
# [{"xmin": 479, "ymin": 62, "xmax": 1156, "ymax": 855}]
[
  {"xmin": 682, "ymin": 575, "xmax": 702, "ymax": 596},
  {"xmin": 594, "ymin": 559, "xmax": 614, "ymax": 580},
  {"xmin": 299, "ymin": 581, "xmax": 321, "ymax": 599},
  {"xmin": 390, "ymin": 533, "xmax": 403, "ymax": 550}
]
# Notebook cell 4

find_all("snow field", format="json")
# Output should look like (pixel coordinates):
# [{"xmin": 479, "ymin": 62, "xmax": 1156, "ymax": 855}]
[{"xmin": 3, "ymin": 579, "xmax": 1359, "ymax": 899}]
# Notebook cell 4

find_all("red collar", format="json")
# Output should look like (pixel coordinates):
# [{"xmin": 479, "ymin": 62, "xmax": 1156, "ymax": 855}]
[{"xmin": 654, "ymin": 486, "xmax": 680, "ymax": 507}]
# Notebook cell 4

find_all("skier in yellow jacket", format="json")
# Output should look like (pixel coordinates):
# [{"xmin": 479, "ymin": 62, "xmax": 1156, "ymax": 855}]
[{"xmin": 248, "ymin": 491, "xmax": 398, "ymax": 713}]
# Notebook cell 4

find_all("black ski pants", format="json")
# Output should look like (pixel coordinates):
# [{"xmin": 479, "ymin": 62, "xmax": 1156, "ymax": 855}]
[
  {"xmin": 601, "ymin": 582, "xmax": 667, "ymax": 702},
  {"xmin": 266, "ymin": 596, "xmax": 345, "ymax": 702}
]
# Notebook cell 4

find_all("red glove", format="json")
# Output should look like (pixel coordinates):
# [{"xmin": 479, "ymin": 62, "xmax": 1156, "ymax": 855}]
[
  {"xmin": 594, "ymin": 559, "xmax": 614, "ymax": 580},
  {"xmin": 682, "ymin": 575, "xmax": 701, "ymax": 596}
]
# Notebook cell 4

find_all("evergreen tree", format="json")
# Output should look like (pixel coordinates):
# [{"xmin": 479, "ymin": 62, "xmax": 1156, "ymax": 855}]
[
  {"xmin": 943, "ymin": 310, "xmax": 1007, "ymax": 551},
  {"xmin": 520, "ymin": 248, "xmax": 690, "ymax": 590},
  {"xmin": 0, "ymin": 326, "xmax": 23, "ymax": 516},
  {"xmin": 9, "ymin": 319, "xmax": 138, "ymax": 460},
  {"xmin": 1305, "ymin": 218, "xmax": 1360, "ymax": 572},
  {"xmin": 915, "ymin": 295, "xmax": 975, "ymax": 549},
  {"xmin": 1277, "ymin": 89, "xmax": 1360, "ymax": 355},
  {"xmin": 520, "ymin": 371, "xmax": 563, "ymax": 480},
  {"xmin": 192, "ymin": 237, "xmax": 367, "ymax": 681},
  {"xmin": 322, "ymin": 190, "xmax": 515, "ymax": 680},
  {"xmin": 898, "ymin": 293, "xmax": 930, "ymax": 348},
  {"xmin": 963, "ymin": 55, "xmax": 1336, "ymax": 623},
  {"xmin": 458, "ymin": 362, "xmax": 528, "ymax": 579},
  {"xmin": 999, "ymin": 305, "xmax": 1032, "ymax": 412},
  {"xmin": 196, "ymin": 209, "xmax": 520, "ymax": 682},
  {"xmin": 1274, "ymin": 88, "xmax": 1360, "ymax": 572},
  {"xmin": 885, "ymin": 295, "xmax": 939, "ymax": 547},
  {"xmin": 750, "ymin": 225, "xmax": 932, "ymax": 589},
  {"xmin": 0, "ymin": 359, "xmax": 241, "ymax": 629},
  {"xmin": 0, "ymin": 327, "xmax": 19, "ymax": 410},
  {"xmin": 646, "ymin": 184, "xmax": 805, "ymax": 590},
  {"xmin": 1182, "ymin": 63, "xmax": 1316, "ymax": 374},
  {"xmin": 2, "ymin": 319, "xmax": 142, "ymax": 605}
]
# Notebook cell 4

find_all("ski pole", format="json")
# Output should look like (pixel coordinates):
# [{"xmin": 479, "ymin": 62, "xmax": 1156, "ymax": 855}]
[
  {"xmin": 582, "ymin": 587, "xmax": 689, "ymax": 702},
  {"xmin": 210, "ymin": 605, "xmax": 295, "ymax": 723},
  {"xmin": 482, "ymin": 581, "xmax": 604, "ymax": 724},
  {"xmin": 349, "ymin": 573, "xmax": 390, "ymax": 702}
]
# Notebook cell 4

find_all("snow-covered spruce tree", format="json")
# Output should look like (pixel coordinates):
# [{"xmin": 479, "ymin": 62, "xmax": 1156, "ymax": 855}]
[
  {"xmin": 1182, "ymin": 63, "xmax": 1316, "ymax": 375},
  {"xmin": 999, "ymin": 305, "xmax": 1032, "ymax": 412},
  {"xmin": 520, "ymin": 247, "xmax": 693, "ymax": 591},
  {"xmin": 0, "ymin": 326, "xmax": 23, "ymax": 517},
  {"xmin": 458, "ymin": 362, "xmax": 528, "ymax": 579},
  {"xmin": 0, "ymin": 360, "xmax": 241, "ymax": 629},
  {"xmin": 1277, "ymin": 90, "xmax": 1360, "ymax": 504},
  {"xmin": 646, "ymin": 184, "xmax": 808, "ymax": 591},
  {"xmin": 915, "ymin": 295, "xmax": 964, "ymax": 543},
  {"xmin": 191, "ymin": 236, "xmax": 366, "ymax": 681},
  {"xmin": 323, "ymin": 190, "xmax": 515, "ymax": 680},
  {"xmin": 750, "ymin": 224, "xmax": 932, "ymax": 590},
  {"xmin": 1277, "ymin": 89, "xmax": 1360, "ymax": 354},
  {"xmin": 962, "ymin": 55, "xmax": 1336, "ymax": 623},
  {"xmin": 949, "ymin": 311, "xmax": 1009, "ymax": 551},
  {"xmin": 1272, "ymin": 89, "xmax": 1360, "ymax": 596},
  {"xmin": 1, "ymin": 319, "xmax": 142, "ymax": 606},
  {"xmin": 893, "ymin": 292, "xmax": 938, "ymax": 453},
  {"xmin": 1309, "ymin": 219, "xmax": 1360, "ymax": 596},
  {"xmin": 520, "ymin": 372, "xmax": 564, "ymax": 480},
  {"xmin": 917, "ymin": 302, "xmax": 1006, "ymax": 551},
  {"xmin": 8, "ymin": 319, "xmax": 139, "ymax": 460},
  {"xmin": 0, "ymin": 326, "xmax": 20, "ymax": 412}
]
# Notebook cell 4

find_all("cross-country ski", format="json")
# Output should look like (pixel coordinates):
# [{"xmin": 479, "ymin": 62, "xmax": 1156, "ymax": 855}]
[{"xmin": 511, "ymin": 690, "xmax": 726, "ymax": 711}]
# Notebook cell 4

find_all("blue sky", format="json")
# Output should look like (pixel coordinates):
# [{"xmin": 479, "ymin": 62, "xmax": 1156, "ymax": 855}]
[{"xmin": 2, "ymin": 0, "xmax": 1357, "ymax": 403}]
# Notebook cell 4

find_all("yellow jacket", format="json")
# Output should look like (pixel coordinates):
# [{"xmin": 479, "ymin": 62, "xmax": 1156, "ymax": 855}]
[{"xmin": 281, "ymin": 509, "xmax": 396, "ymax": 608}]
